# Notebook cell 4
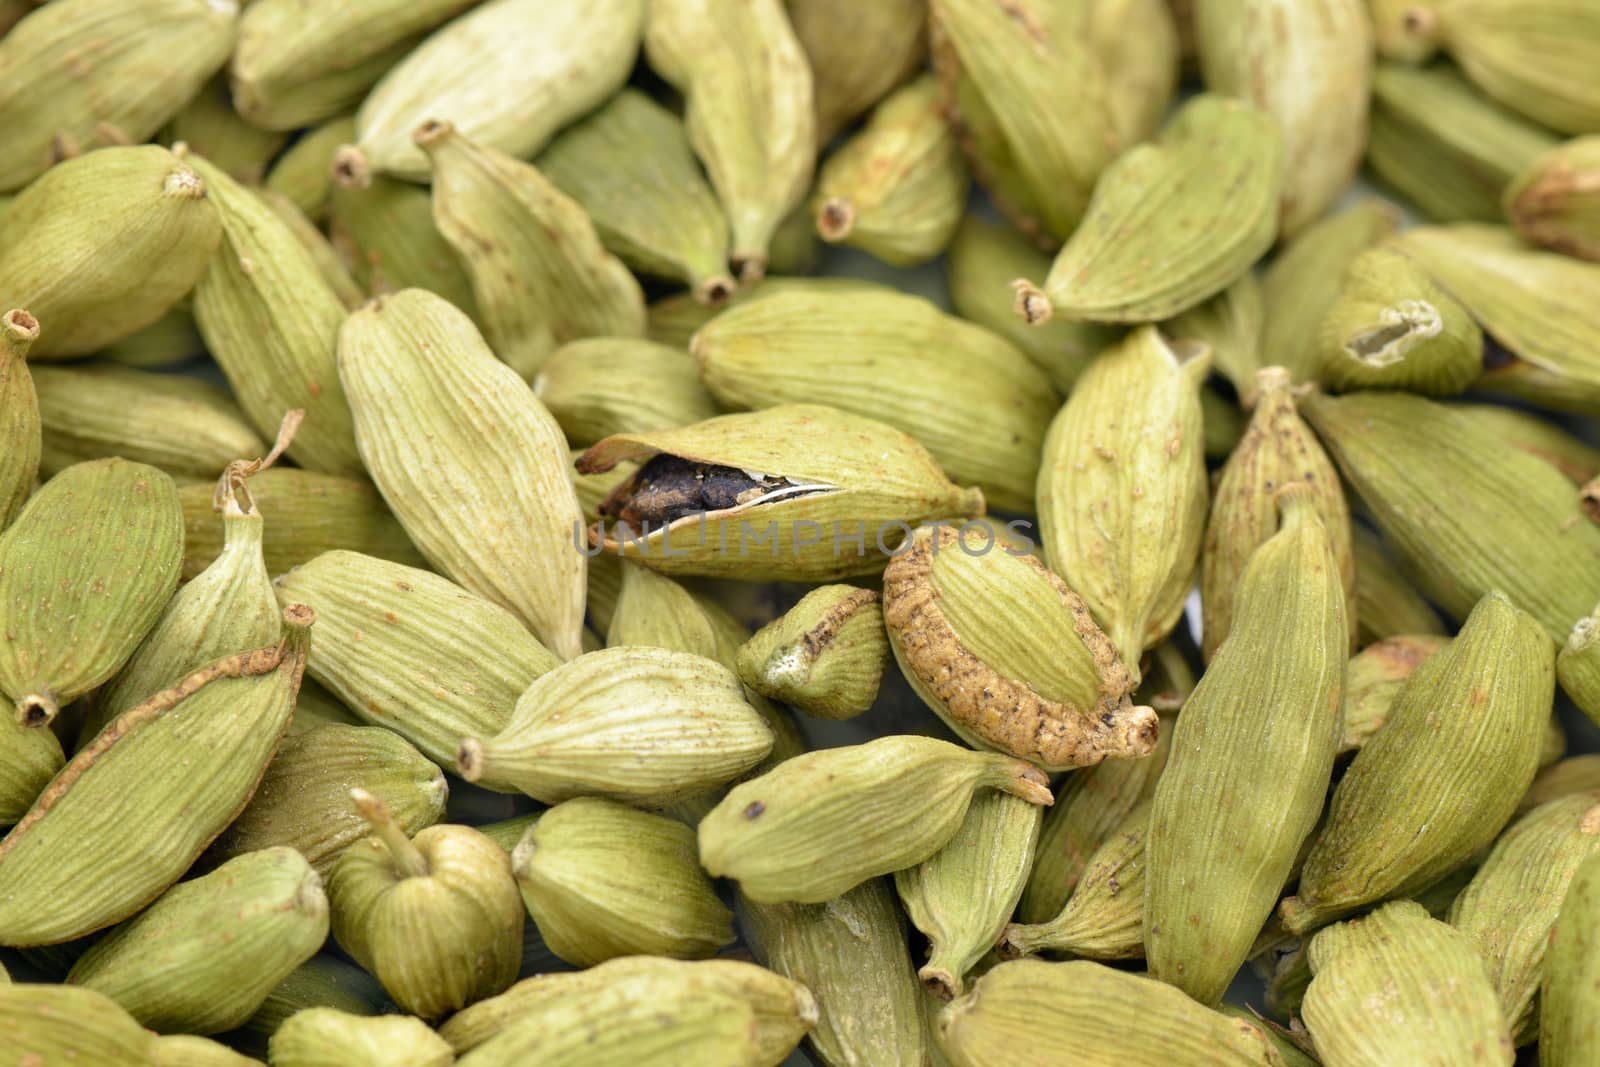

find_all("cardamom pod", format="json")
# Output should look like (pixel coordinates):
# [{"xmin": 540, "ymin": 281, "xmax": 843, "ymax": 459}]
[
  {"xmin": 0, "ymin": 713, "xmax": 61, "ymax": 827},
  {"xmin": 1194, "ymin": 0, "xmax": 1372, "ymax": 234},
  {"xmin": 240, "ymin": 955, "xmax": 385, "ymax": 1048},
  {"xmin": 511, "ymin": 796, "xmax": 734, "ymax": 966},
  {"xmin": 0, "ymin": 307, "xmax": 40, "ymax": 530},
  {"xmin": 100, "ymin": 306, "xmax": 204, "ymax": 370},
  {"xmin": 1303, "ymin": 390, "xmax": 1600, "ymax": 642},
  {"xmin": 355, "ymin": 0, "xmax": 644, "ymax": 181},
  {"xmin": 1350, "ymin": 523, "xmax": 1447, "ymax": 644},
  {"xmin": 1505, "ymin": 135, "xmax": 1600, "ymax": 261},
  {"xmin": 1302, "ymin": 900, "xmax": 1514, "ymax": 1067},
  {"xmin": 457, "ymin": 645, "xmax": 774, "ymax": 805},
  {"xmin": 1454, "ymin": 402, "xmax": 1600, "ymax": 485},
  {"xmin": 161, "ymin": 74, "xmax": 286, "ymax": 186},
  {"xmin": 537, "ymin": 89, "xmax": 735, "ymax": 305},
  {"xmin": 896, "ymin": 791, "xmax": 1042, "ymax": 999},
  {"xmin": 66, "ymin": 847, "xmax": 327, "ymax": 1034},
  {"xmin": 151, "ymin": 1034, "xmax": 262, "ymax": 1067},
  {"xmin": 1339, "ymin": 634, "xmax": 1450, "ymax": 752},
  {"xmin": 186, "ymin": 149, "xmax": 363, "ymax": 476},
  {"xmin": 0, "ymin": 145, "xmax": 221, "ymax": 358},
  {"xmin": 269, "ymin": 1009, "xmax": 454, "ymax": 1067},
  {"xmin": 1521, "ymin": 755, "xmax": 1600, "ymax": 816},
  {"xmin": 1036, "ymin": 325, "xmax": 1211, "ymax": 674},
  {"xmin": 0, "ymin": 606, "xmax": 312, "ymax": 945},
  {"xmin": 789, "ymin": 0, "xmax": 926, "ymax": 142},
  {"xmin": 264, "ymin": 115, "xmax": 357, "ymax": 222},
  {"xmin": 0, "ymin": 0, "xmax": 238, "ymax": 192},
  {"xmin": 1281, "ymin": 591, "xmax": 1555, "ymax": 935},
  {"xmin": 534, "ymin": 337, "xmax": 718, "ymax": 449},
  {"xmin": 338, "ymin": 287, "xmax": 586, "ymax": 659},
  {"xmin": 0, "ymin": 983, "xmax": 165, "ymax": 1063},
  {"xmin": 1560, "ymin": 604, "xmax": 1600, "ymax": 727},
  {"xmin": 883, "ymin": 525, "xmax": 1156, "ymax": 769},
  {"xmin": 1399, "ymin": 223, "xmax": 1600, "ymax": 413},
  {"xmin": 1146, "ymin": 487, "xmax": 1348, "ymax": 1004},
  {"xmin": 645, "ymin": 0, "xmax": 816, "ymax": 282},
  {"xmin": 693, "ymin": 279, "xmax": 1056, "ymax": 513},
  {"xmin": 1084, "ymin": 0, "xmax": 1183, "ymax": 148},
  {"xmin": 257, "ymin": 189, "xmax": 367, "ymax": 312},
  {"xmin": 329, "ymin": 790, "xmax": 522, "ymax": 1018},
  {"xmin": 698, "ymin": 734, "xmax": 1052, "ymax": 904},
  {"xmin": 274, "ymin": 550, "xmax": 558, "ymax": 773},
  {"xmin": 579, "ymin": 404, "xmax": 986, "ymax": 582},
  {"xmin": 1165, "ymin": 272, "xmax": 1263, "ymax": 397},
  {"xmin": 1013, "ymin": 95, "xmax": 1282, "ymax": 324},
  {"xmin": 1541, "ymin": 850, "xmax": 1600, "ymax": 1066},
  {"xmin": 736, "ymin": 584, "xmax": 887, "ymax": 720},
  {"xmin": 210, "ymin": 723, "xmax": 448, "ymax": 879},
  {"xmin": 0, "ymin": 458, "xmax": 183, "ymax": 728}
]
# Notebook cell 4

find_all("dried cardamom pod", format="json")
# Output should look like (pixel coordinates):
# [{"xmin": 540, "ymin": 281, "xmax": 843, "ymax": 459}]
[
  {"xmin": 1560, "ymin": 604, "xmax": 1600, "ymax": 727},
  {"xmin": 329, "ymin": 790, "xmax": 522, "ymax": 1019},
  {"xmin": 231, "ymin": 0, "xmax": 477, "ymax": 131},
  {"xmin": 257, "ymin": 189, "xmax": 367, "ymax": 313},
  {"xmin": 1194, "ymin": 0, "xmax": 1371, "ymax": 234},
  {"xmin": 0, "ymin": 308, "xmax": 40, "ymax": 530},
  {"xmin": 1282, "ymin": 591, "xmax": 1555, "ymax": 936},
  {"xmin": 0, "ymin": 458, "xmax": 183, "ymax": 728},
  {"xmin": 1302, "ymin": 900, "xmax": 1513, "ymax": 1067},
  {"xmin": 537, "ymin": 89, "xmax": 735, "ymax": 305},
  {"xmin": 354, "ymin": 0, "xmax": 644, "ymax": 181},
  {"xmin": 275, "ymin": 551, "xmax": 559, "ymax": 772},
  {"xmin": 1350, "ymin": 523, "xmax": 1447, "ymax": 644},
  {"xmin": 1259, "ymin": 199, "xmax": 1400, "ymax": 384},
  {"xmin": 579, "ymin": 404, "xmax": 987, "ymax": 581},
  {"xmin": 896, "ymin": 791, "xmax": 1042, "ymax": 999},
  {"xmin": 736, "ymin": 585, "xmax": 887, "ymax": 720},
  {"xmin": 1014, "ymin": 95, "xmax": 1281, "ymax": 324},
  {"xmin": 883, "ymin": 525, "xmax": 1156, "ymax": 769},
  {"xmin": 1201, "ymin": 368, "xmax": 1354, "ymax": 660},
  {"xmin": 415, "ymin": 121, "xmax": 645, "ymax": 380},
  {"xmin": 1521, "ymin": 755, "xmax": 1600, "ymax": 816},
  {"xmin": 1369, "ymin": 63, "xmax": 1559, "ymax": 223},
  {"xmin": 1399, "ymin": 223, "xmax": 1600, "ymax": 413},
  {"xmin": 160, "ymin": 73, "xmax": 285, "ymax": 187},
  {"xmin": 645, "ymin": 0, "xmax": 815, "ymax": 282},
  {"xmin": 1165, "ymin": 272, "xmax": 1263, "ymax": 398},
  {"xmin": 66, "ymin": 847, "xmax": 327, "ymax": 1034},
  {"xmin": 237, "ymin": 955, "xmax": 386, "ymax": 1049},
  {"xmin": 1449, "ymin": 792, "xmax": 1600, "ymax": 1044},
  {"xmin": 1146, "ymin": 487, "xmax": 1348, "ymax": 1004},
  {"xmin": 740, "ymin": 877, "xmax": 927, "ymax": 1067},
  {"xmin": 185, "ymin": 149, "xmax": 363, "ymax": 476},
  {"xmin": 698, "ymin": 734, "xmax": 1052, "ymax": 904},
  {"xmin": 457, "ymin": 646, "xmax": 774, "ymax": 805},
  {"xmin": 210, "ymin": 723, "xmax": 448, "ymax": 879},
  {"xmin": 1505, "ymin": 135, "xmax": 1600, "ymax": 261},
  {"xmin": 0, "ymin": 145, "xmax": 221, "ymax": 359},
  {"xmin": 0, "ymin": 0, "xmax": 238, "ymax": 193},
  {"xmin": 944, "ymin": 216, "xmax": 1121, "ymax": 394},
  {"xmin": 0, "ymin": 714, "xmax": 62, "ymax": 828},
  {"xmin": 0, "ymin": 983, "xmax": 167, "ymax": 1063},
  {"xmin": 100, "ymin": 306, "xmax": 203, "ymax": 370},
  {"xmin": 338, "ymin": 287, "xmax": 586, "ymax": 659},
  {"xmin": 1303, "ymin": 390, "xmax": 1600, "ymax": 642},
  {"xmin": 812, "ymin": 75, "xmax": 968, "ymax": 267},
  {"xmin": 1339, "ymin": 634, "xmax": 1450, "ymax": 753},
  {"xmin": 511, "ymin": 796, "xmax": 734, "ymax": 967},
  {"xmin": 788, "ymin": 0, "xmax": 926, "ymax": 142},
  {"xmin": 1542, "ymin": 849, "xmax": 1600, "ymax": 1066},
  {"xmin": 534, "ymin": 337, "xmax": 717, "ymax": 449},
  {"xmin": 264, "ymin": 115, "xmax": 357, "ymax": 222},
  {"xmin": 1036, "ymin": 326, "xmax": 1210, "ymax": 674},
  {"xmin": 692, "ymin": 279, "xmax": 1057, "ymax": 513},
  {"xmin": 269, "ymin": 1009, "xmax": 454, "ymax": 1067},
  {"xmin": 1084, "ymin": 0, "xmax": 1183, "ymax": 148},
  {"xmin": 0, "ymin": 607, "xmax": 312, "ymax": 945},
  {"xmin": 937, "ymin": 959, "xmax": 1287, "ymax": 1067},
  {"xmin": 1001, "ymin": 800, "xmax": 1150, "ymax": 961}
]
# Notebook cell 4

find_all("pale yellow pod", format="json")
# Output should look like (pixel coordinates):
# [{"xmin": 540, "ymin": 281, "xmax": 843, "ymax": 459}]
[
  {"xmin": 337, "ymin": 288, "xmax": 586, "ymax": 660},
  {"xmin": 787, "ymin": 0, "xmax": 926, "ymax": 141},
  {"xmin": 269, "ymin": 1009, "xmax": 454, "ymax": 1067}
]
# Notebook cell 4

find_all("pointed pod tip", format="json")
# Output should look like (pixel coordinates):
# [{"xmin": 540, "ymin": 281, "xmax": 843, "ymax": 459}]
[
  {"xmin": 411, "ymin": 119, "xmax": 455, "ymax": 150},
  {"xmin": 816, "ymin": 198, "xmax": 855, "ymax": 243},
  {"xmin": 15, "ymin": 693, "xmax": 57, "ymax": 729},
  {"xmin": 457, "ymin": 738, "xmax": 486, "ymax": 782},
  {"xmin": 330, "ymin": 145, "xmax": 372, "ymax": 191}
]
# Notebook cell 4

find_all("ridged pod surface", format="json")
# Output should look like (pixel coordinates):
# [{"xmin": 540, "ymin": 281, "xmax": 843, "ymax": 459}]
[
  {"xmin": 1541, "ymin": 850, "xmax": 1600, "ymax": 1065},
  {"xmin": 534, "ymin": 338, "xmax": 717, "ymax": 449},
  {"xmin": 0, "ymin": 308, "xmax": 40, "ymax": 530},
  {"xmin": 269, "ymin": 1009, "xmax": 454, "ymax": 1067},
  {"xmin": 1561, "ymin": 605, "xmax": 1600, "ymax": 727},
  {"xmin": 1350, "ymin": 524, "xmax": 1446, "ymax": 644},
  {"xmin": 736, "ymin": 584, "xmax": 887, "ymax": 720},
  {"xmin": 1505, "ymin": 135, "xmax": 1600, "ymax": 261},
  {"xmin": 787, "ymin": 0, "xmax": 926, "ymax": 141}
]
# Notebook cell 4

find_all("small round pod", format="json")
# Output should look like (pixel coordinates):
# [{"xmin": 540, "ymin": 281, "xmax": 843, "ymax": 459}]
[
  {"xmin": 1316, "ymin": 246, "xmax": 1483, "ymax": 395},
  {"xmin": 736, "ymin": 585, "xmax": 888, "ymax": 720},
  {"xmin": 883, "ymin": 525, "xmax": 1157, "ymax": 771},
  {"xmin": 510, "ymin": 797, "xmax": 734, "ymax": 967},
  {"xmin": 328, "ymin": 789, "xmax": 523, "ymax": 1019},
  {"xmin": 268, "ymin": 1008, "xmax": 454, "ymax": 1067}
]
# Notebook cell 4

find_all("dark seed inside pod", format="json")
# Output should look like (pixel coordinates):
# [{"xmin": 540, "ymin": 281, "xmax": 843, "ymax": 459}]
[{"xmin": 599, "ymin": 454, "xmax": 828, "ymax": 531}]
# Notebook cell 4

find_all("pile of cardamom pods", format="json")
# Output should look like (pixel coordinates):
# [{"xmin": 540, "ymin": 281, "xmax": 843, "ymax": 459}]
[{"xmin": 1, "ymin": 0, "xmax": 1599, "ymax": 1063}]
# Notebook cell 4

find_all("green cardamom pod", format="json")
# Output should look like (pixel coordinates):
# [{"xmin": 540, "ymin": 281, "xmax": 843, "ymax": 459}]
[
  {"xmin": 0, "ymin": 145, "xmax": 221, "ymax": 359},
  {"xmin": 1303, "ymin": 390, "xmax": 1600, "ymax": 642},
  {"xmin": 264, "ymin": 115, "xmax": 357, "ymax": 222},
  {"xmin": 100, "ymin": 306, "xmax": 203, "ymax": 370},
  {"xmin": 0, "ymin": 607, "xmax": 312, "ymax": 945},
  {"xmin": 1451, "ymin": 403, "xmax": 1600, "ymax": 486},
  {"xmin": 1449, "ymin": 791, "xmax": 1600, "ymax": 1043},
  {"xmin": 329, "ymin": 789, "xmax": 522, "ymax": 1019},
  {"xmin": 457, "ymin": 645, "xmax": 774, "ymax": 805},
  {"xmin": 238, "ymin": 954, "xmax": 386, "ymax": 1053},
  {"xmin": 0, "ymin": 458, "xmax": 183, "ymax": 728},
  {"xmin": 1541, "ymin": 849, "xmax": 1600, "ymax": 1066},
  {"xmin": 0, "ymin": 713, "xmax": 62, "ymax": 828},
  {"xmin": 338, "ymin": 287, "xmax": 586, "ymax": 659},
  {"xmin": 1014, "ymin": 95, "xmax": 1282, "ymax": 325},
  {"xmin": 1302, "ymin": 900, "xmax": 1513, "ymax": 1067},
  {"xmin": 1350, "ymin": 523, "xmax": 1447, "ymax": 644},
  {"xmin": 789, "ymin": 0, "xmax": 926, "ymax": 142},
  {"xmin": 699, "ymin": 734, "xmax": 1052, "ymax": 904},
  {"xmin": 736, "ymin": 584, "xmax": 887, "ymax": 720},
  {"xmin": 1339, "ymin": 634, "xmax": 1450, "ymax": 753},
  {"xmin": 896, "ymin": 790, "xmax": 1042, "ymax": 999},
  {"xmin": 534, "ymin": 337, "xmax": 717, "ymax": 449},
  {"xmin": 66, "ymin": 847, "xmax": 327, "ymax": 1034},
  {"xmin": 256, "ymin": 190, "xmax": 367, "ymax": 313},
  {"xmin": 0, "ymin": 307, "xmax": 40, "ymax": 529},
  {"xmin": 1560, "ymin": 604, "xmax": 1600, "ymax": 727},
  {"xmin": 1505, "ymin": 134, "xmax": 1600, "ymax": 261},
  {"xmin": 1165, "ymin": 272, "xmax": 1263, "ymax": 397},
  {"xmin": 269, "ymin": 1009, "xmax": 453, "ymax": 1067},
  {"xmin": 1085, "ymin": 0, "xmax": 1183, "ymax": 148},
  {"xmin": 1316, "ymin": 245, "xmax": 1483, "ymax": 395},
  {"xmin": 1037, "ymin": 325, "xmax": 1211, "ymax": 674},
  {"xmin": 1522, "ymin": 755, "xmax": 1600, "ymax": 817},
  {"xmin": 0, "ymin": 0, "xmax": 238, "ymax": 193},
  {"xmin": 161, "ymin": 74, "xmax": 286, "ymax": 186},
  {"xmin": 1146, "ymin": 487, "xmax": 1348, "ymax": 1004},
  {"xmin": 645, "ymin": 0, "xmax": 814, "ymax": 283},
  {"xmin": 1281, "ymin": 591, "xmax": 1555, "ymax": 935},
  {"xmin": 511, "ymin": 796, "xmax": 734, "ymax": 967},
  {"xmin": 0, "ymin": 983, "xmax": 165, "ymax": 1063}
]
